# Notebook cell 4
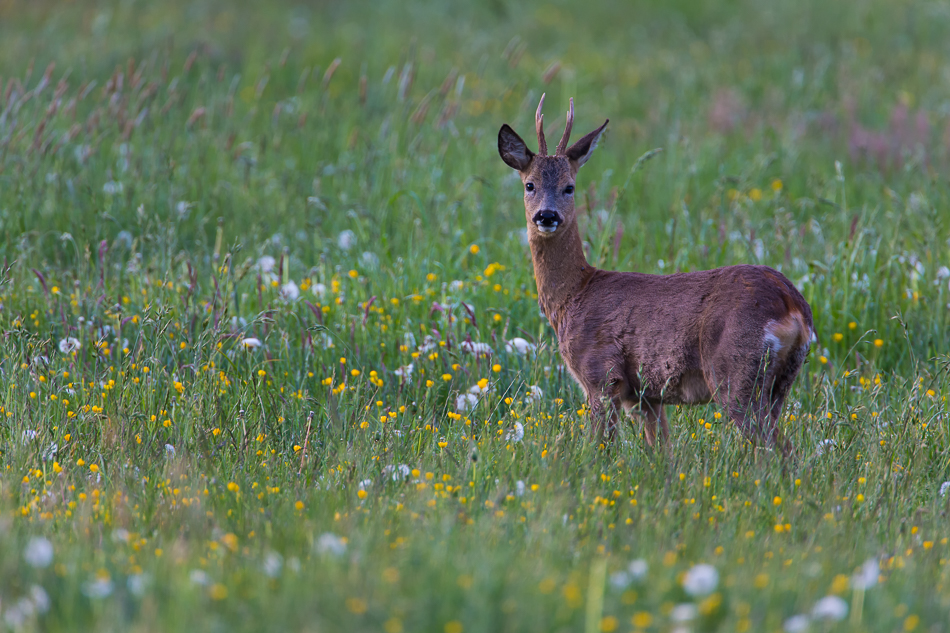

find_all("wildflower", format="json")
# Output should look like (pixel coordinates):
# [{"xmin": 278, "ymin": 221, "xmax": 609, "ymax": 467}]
[
  {"xmin": 783, "ymin": 614, "xmax": 811, "ymax": 633},
  {"xmin": 670, "ymin": 603, "xmax": 698, "ymax": 622},
  {"xmin": 395, "ymin": 364, "xmax": 414, "ymax": 384},
  {"xmin": 312, "ymin": 282, "xmax": 327, "ymax": 297},
  {"xmin": 315, "ymin": 533, "xmax": 347, "ymax": 557},
  {"xmin": 164, "ymin": 444, "xmax": 176, "ymax": 458},
  {"xmin": 515, "ymin": 480, "xmax": 526, "ymax": 496},
  {"xmin": 190, "ymin": 570, "xmax": 210, "ymax": 585},
  {"xmin": 262, "ymin": 552, "xmax": 283, "ymax": 578},
  {"xmin": 241, "ymin": 337, "xmax": 263, "ymax": 350},
  {"xmin": 815, "ymin": 439, "xmax": 837, "ymax": 456},
  {"xmin": 449, "ymin": 280, "xmax": 464, "ymax": 292},
  {"xmin": 505, "ymin": 422, "xmax": 525, "ymax": 442},
  {"xmin": 23, "ymin": 537, "xmax": 54, "ymax": 568},
  {"xmin": 456, "ymin": 393, "xmax": 478, "ymax": 412},
  {"xmin": 127, "ymin": 574, "xmax": 150, "ymax": 596},
  {"xmin": 102, "ymin": 181, "xmax": 123, "ymax": 195},
  {"xmin": 627, "ymin": 559, "xmax": 648, "ymax": 581},
  {"xmin": 83, "ymin": 577, "xmax": 114, "ymax": 599},
  {"xmin": 874, "ymin": 339, "xmax": 883, "ymax": 347},
  {"xmin": 280, "ymin": 281, "xmax": 301, "ymax": 301},
  {"xmin": 337, "ymin": 230, "xmax": 356, "ymax": 250},
  {"xmin": 940, "ymin": 481, "xmax": 950, "ymax": 498},
  {"xmin": 459, "ymin": 341, "xmax": 493, "ymax": 356},
  {"xmin": 505, "ymin": 337, "xmax": 536, "ymax": 355},
  {"xmin": 811, "ymin": 595, "xmax": 848, "ymax": 621},
  {"xmin": 852, "ymin": 558, "xmax": 879, "ymax": 590},
  {"xmin": 682, "ymin": 563, "xmax": 719, "ymax": 596},
  {"xmin": 383, "ymin": 464, "xmax": 411, "ymax": 482},
  {"xmin": 58, "ymin": 337, "xmax": 81, "ymax": 354},
  {"xmin": 525, "ymin": 385, "xmax": 543, "ymax": 403},
  {"xmin": 257, "ymin": 256, "xmax": 276, "ymax": 273}
]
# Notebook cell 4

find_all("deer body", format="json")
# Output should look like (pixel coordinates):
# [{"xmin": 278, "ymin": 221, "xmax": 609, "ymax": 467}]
[{"xmin": 499, "ymin": 95, "xmax": 814, "ymax": 453}]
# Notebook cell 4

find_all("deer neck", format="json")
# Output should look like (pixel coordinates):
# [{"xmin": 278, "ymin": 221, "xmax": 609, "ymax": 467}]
[{"xmin": 528, "ymin": 219, "xmax": 593, "ymax": 331}]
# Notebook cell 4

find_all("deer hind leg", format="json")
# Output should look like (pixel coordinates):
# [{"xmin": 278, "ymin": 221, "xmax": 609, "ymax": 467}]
[{"xmin": 725, "ymin": 349, "xmax": 803, "ymax": 458}]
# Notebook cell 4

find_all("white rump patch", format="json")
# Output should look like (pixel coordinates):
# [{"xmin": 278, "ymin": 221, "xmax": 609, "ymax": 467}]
[{"xmin": 763, "ymin": 323, "xmax": 783, "ymax": 354}]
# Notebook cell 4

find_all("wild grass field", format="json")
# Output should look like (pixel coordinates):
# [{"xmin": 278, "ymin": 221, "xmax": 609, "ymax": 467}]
[{"xmin": 1, "ymin": 0, "xmax": 950, "ymax": 631}]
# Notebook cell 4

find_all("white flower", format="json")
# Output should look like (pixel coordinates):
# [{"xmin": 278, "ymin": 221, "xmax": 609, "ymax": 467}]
[
  {"xmin": 24, "ymin": 536, "xmax": 54, "ymax": 568},
  {"xmin": 515, "ymin": 480, "xmax": 526, "ymax": 497},
  {"xmin": 811, "ymin": 595, "xmax": 848, "ymax": 621},
  {"xmin": 627, "ymin": 559, "xmax": 649, "ymax": 581},
  {"xmin": 58, "ymin": 337, "xmax": 81, "ymax": 354},
  {"xmin": 312, "ymin": 282, "xmax": 327, "ymax": 298},
  {"xmin": 783, "ymin": 614, "xmax": 811, "ymax": 633},
  {"xmin": 468, "ymin": 382, "xmax": 491, "ymax": 396},
  {"xmin": 280, "ymin": 281, "xmax": 300, "ymax": 301},
  {"xmin": 164, "ymin": 444, "xmax": 176, "ymax": 459},
  {"xmin": 189, "ymin": 569, "xmax": 210, "ymax": 586},
  {"xmin": 127, "ymin": 573, "xmax": 150, "ymax": 596},
  {"xmin": 102, "ymin": 180, "xmax": 123, "ymax": 195},
  {"xmin": 939, "ymin": 481, "xmax": 950, "ymax": 498},
  {"xmin": 418, "ymin": 335, "xmax": 438, "ymax": 353},
  {"xmin": 459, "ymin": 341, "xmax": 493, "ymax": 356},
  {"xmin": 456, "ymin": 393, "xmax": 478, "ymax": 412},
  {"xmin": 937, "ymin": 266, "xmax": 950, "ymax": 280},
  {"xmin": 670, "ymin": 603, "xmax": 698, "ymax": 622},
  {"xmin": 262, "ymin": 551, "xmax": 283, "ymax": 578},
  {"xmin": 395, "ymin": 364, "xmax": 414, "ymax": 384},
  {"xmin": 815, "ymin": 438, "xmax": 837, "ymax": 456},
  {"xmin": 318, "ymin": 333, "xmax": 335, "ymax": 349},
  {"xmin": 505, "ymin": 422, "xmax": 525, "ymax": 442},
  {"xmin": 241, "ymin": 337, "xmax": 263, "ymax": 350},
  {"xmin": 403, "ymin": 332, "xmax": 417, "ymax": 348},
  {"xmin": 448, "ymin": 280, "xmax": 464, "ymax": 292},
  {"xmin": 525, "ymin": 385, "xmax": 544, "ymax": 403},
  {"xmin": 315, "ymin": 532, "xmax": 347, "ymax": 557},
  {"xmin": 29, "ymin": 585, "xmax": 51, "ymax": 613},
  {"xmin": 505, "ymin": 337, "xmax": 536, "ymax": 355},
  {"xmin": 682, "ymin": 563, "xmax": 719, "ymax": 596},
  {"xmin": 83, "ymin": 577, "xmax": 114, "ymax": 599},
  {"xmin": 257, "ymin": 256, "xmax": 276, "ymax": 273},
  {"xmin": 176, "ymin": 200, "xmax": 192, "ymax": 218},
  {"xmin": 337, "ymin": 230, "xmax": 356, "ymax": 251},
  {"xmin": 851, "ymin": 558, "xmax": 879, "ymax": 589},
  {"xmin": 358, "ymin": 478, "xmax": 372, "ymax": 490},
  {"xmin": 22, "ymin": 429, "xmax": 38, "ymax": 444},
  {"xmin": 609, "ymin": 571, "xmax": 631, "ymax": 590},
  {"xmin": 383, "ymin": 464, "xmax": 411, "ymax": 482},
  {"xmin": 361, "ymin": 251, "xmax": 379, "ymax": 268}
]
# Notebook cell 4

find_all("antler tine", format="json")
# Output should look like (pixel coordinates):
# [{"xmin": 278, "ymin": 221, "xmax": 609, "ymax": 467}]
[
  {"xmin": 555, "ymin": 97, "xmax": 574, "ymax": 155},
  {"xmin": 535, "ymin": 93, "xmax": 548, "ymax": 156}
]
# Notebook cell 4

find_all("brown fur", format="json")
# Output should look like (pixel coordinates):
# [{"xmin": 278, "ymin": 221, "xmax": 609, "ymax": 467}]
[{"xmin": 498, "ymin": 98, "xmax": 815, "ymax": 456}]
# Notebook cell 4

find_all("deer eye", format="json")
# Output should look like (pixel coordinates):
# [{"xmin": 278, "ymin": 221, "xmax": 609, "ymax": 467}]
[
  {"xmin": 564, "ymin": 185, "xmax": 575, "ymax": 195},
  {"xmin": 525, "ymin": 182, "xmax": 535, "ymax": 192}
]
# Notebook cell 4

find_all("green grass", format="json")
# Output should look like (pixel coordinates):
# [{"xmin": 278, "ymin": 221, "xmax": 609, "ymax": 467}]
[{"xmin": 1, "ymin": 0, "xmax": 950, "ymax": 631}]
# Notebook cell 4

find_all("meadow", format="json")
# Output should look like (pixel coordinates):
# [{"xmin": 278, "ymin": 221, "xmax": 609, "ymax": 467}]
[{"xmin": 1, "ymin": 0, "xmax": 950, "ymax": 630}]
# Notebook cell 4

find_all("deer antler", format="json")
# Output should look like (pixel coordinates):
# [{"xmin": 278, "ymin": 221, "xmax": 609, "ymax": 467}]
[
  {"xmin": 555, "ymin": 98, "xmax": 574, "ymax": 155},
  {"xmin": 535, "ymin": 93, "xmax": 548, "ymax": 156}
]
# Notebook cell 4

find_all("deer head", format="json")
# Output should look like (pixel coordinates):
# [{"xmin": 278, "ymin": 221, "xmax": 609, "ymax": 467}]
[{"xmin": 498, "ymin": 94, "xmax": 608, "ymax": 238}]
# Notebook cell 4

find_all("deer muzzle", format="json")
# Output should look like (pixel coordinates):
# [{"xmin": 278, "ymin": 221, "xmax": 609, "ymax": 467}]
[{"xmin": 532, "ymin": 210, "xmax": 562, "ymax": 233}]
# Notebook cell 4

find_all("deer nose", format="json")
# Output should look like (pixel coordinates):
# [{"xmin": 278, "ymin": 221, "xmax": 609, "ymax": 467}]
[{"xmin": 532, "ymin": 210, "xmax": 562, "ymax": 232}]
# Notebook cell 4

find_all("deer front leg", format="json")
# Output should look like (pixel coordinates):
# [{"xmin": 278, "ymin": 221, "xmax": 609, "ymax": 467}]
[
  {"xmin": 587, "ymin": 394, "xmax": 619, "ymax": 443},
  {"xmin": 640, "ymin": 401, "xmax": 669, "ymax": 448}
]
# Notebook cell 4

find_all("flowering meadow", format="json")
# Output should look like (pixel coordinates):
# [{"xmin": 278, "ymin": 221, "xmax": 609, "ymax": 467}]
[{"xmin": 2, "ymin": 0, "xmax": 950, "ymax": 631}]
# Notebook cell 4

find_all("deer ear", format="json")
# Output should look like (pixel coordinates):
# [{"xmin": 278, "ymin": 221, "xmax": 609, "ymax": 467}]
[
  {"xmin": 566, "ymin": 120, "xmax": 608, "ymax": 170},
  {"xmin": 498, "ymin": 124, "xmax": 534, "ymax": 172}
]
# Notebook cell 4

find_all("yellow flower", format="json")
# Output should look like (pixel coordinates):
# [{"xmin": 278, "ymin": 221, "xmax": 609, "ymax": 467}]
[
  {"xmin": 631, "ymin": 612, "xmax": 653, "ymax": 628},
  {"xmin": 89, "ymin": 464, "xmax": 99, "ymax": 473},
  {"xmin": 749, "ymin": 188, "xmax": 763, "ymax": 202},
  {"xmin": 469, "ymin": 244, "xmax": 479, "ymax": 255},
  {"xmin": 295, "ymin": 501, "xmax": 304, "ymax": 511},
  {"xmin": 773, "ymin": 496, "xmax": 782, "ymax": 506},
  {"xmin": 348, "ymin": 269, "xmax": 358, "ymax": 279},
  {"xmin": 770, "ymin": 179, "xmax": 783, "ymax": 192},
  {"xmin": 832, "ymin": 332, "xmax": 844, "ymax": 342},
  {"xmin": 357, "ymin": 489, "xmax": 368, "ymax": 500},
  {"xmin": 874, "ymin": 339, "xmax": 884, "ymax": 347},
  {"xmin": 227, "ymin": 482, "xmax": 239, "ymax": 493},
  {"xmin": 441, "ymin": 373, "xmax": 452, "ymax": 381}
]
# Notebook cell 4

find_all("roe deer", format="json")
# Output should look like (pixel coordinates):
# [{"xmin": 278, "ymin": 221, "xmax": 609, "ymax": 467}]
[{"xmin": 497, "ymin": 94, "xmax": 815, "ymax": 456}]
